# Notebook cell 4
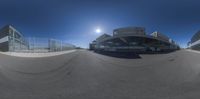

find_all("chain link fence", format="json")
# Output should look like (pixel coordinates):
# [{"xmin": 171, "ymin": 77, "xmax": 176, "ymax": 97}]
[{"xmin": 11, "ymin": 37, "xmax": 75, "ymax": 53}]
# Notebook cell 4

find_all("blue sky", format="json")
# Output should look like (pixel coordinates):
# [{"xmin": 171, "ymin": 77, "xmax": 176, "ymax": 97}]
[{"xmin": 0, "ymin": 0, "xmax": 200, "ymax": 48}]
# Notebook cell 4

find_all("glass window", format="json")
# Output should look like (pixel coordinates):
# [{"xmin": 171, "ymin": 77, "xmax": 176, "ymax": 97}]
[
  {"xmin": 9, "ymin": 29, "xmax": 14, "ymax": 37},
  {"xmin": 14, "ymin": 32, "xmax": 21, "ymax": 39}
]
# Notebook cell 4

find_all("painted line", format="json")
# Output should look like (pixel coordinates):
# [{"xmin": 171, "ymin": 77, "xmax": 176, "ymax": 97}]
[{"xmin": 0, "ymin": 50, "xmax": 76, "ymax": 58}]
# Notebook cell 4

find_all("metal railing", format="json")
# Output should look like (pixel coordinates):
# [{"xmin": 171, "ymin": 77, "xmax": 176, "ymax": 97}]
[{"xmin": 10, "ymin": 37, "xmax": 75, "ymax": 53}]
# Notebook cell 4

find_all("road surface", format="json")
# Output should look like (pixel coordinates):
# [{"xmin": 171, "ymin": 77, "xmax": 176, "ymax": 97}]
[{"xmin": 0, "ymin": 50, "xmax": 200, "ymax": 99}]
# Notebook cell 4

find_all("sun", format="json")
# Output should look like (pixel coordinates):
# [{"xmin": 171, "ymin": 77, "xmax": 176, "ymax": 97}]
[{"xmin": 95, "ymin": 28, "xmax": 101, "ymax": 34}]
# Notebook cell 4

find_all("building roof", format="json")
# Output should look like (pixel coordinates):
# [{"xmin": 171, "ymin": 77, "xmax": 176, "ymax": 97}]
[
  {"xmin": 0, "ymin": 25, "xmax": 24, "ymax": 38},
  {"xmin": 113, "ymin": 27, "xmax": 145, "ymax": 31},
  {"xmin": 96, "ymin": 34, "xmax": 112, "ymax": 42}
]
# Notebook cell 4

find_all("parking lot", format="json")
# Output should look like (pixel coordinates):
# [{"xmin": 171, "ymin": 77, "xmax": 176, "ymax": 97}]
[{"xmin": 0, "ymin": 49, "xmax": 200, "ymax": 99}]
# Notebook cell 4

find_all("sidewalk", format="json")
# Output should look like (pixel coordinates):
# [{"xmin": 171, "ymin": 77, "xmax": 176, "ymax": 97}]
[
  {"xmin": 185, "ymin": 49, "xmax": 200, "ymax": 54},
  {"xmin": 0, "ymin": 50, "xmax": 76, "ymax": 58}
]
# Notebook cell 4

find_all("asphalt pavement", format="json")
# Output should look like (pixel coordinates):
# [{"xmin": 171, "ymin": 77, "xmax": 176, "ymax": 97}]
[{"xmin": 0, "ymin": 49, "xmax": 200, "ymax": 99}]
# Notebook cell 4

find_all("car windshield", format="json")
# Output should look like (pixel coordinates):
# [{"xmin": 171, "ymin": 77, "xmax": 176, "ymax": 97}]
[{"xmin": 0, "ymin": 0, "xmax": 199, "ymax": 99}]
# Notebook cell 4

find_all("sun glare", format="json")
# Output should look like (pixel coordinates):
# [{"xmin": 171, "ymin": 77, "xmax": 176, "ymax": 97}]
[{"xmin": 95, "ymin": 28, "xmax": 101, "ymax": 34}]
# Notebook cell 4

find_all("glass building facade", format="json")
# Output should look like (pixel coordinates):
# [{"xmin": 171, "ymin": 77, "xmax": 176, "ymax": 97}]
[
  {"xmin": 0, "ymin": 25, "xmax": 28, "ymax": 52},
  {"xmin": 90, "ymin": 27, "xmax": 179, "ymax": 53},
  {"xmin": 191, "ymin": 31, "xmax": 200, "ymax": 43},
  {"xmin": 189, "ymin": 31, "xmax": 200, "ymax": 50}
]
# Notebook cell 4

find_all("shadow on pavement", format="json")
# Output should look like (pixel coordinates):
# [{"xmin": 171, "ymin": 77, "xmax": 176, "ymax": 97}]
[
  {"xmin": 139, "ymin": 50, "xmax": 177, "ymax": 55},
  {"xmin": 95, "ymin": 51, "xmax": 141, "ymax": 59},
  {"xmin": 92, "ymin": 50, "xmax": 178, "ymax": 59}
]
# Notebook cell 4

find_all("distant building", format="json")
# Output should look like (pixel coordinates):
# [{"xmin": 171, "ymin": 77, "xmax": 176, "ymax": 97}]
[
  {"xmin": 189, "ymin": 31, "xmax": 200, "ymax": 50},
  {"xmin": 0, "ymin": 25, "xmax": 28, "ymax": 52},
  {"xmin": 90, "ymin": 27, "xmax": 179, "ymax": 53}
]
